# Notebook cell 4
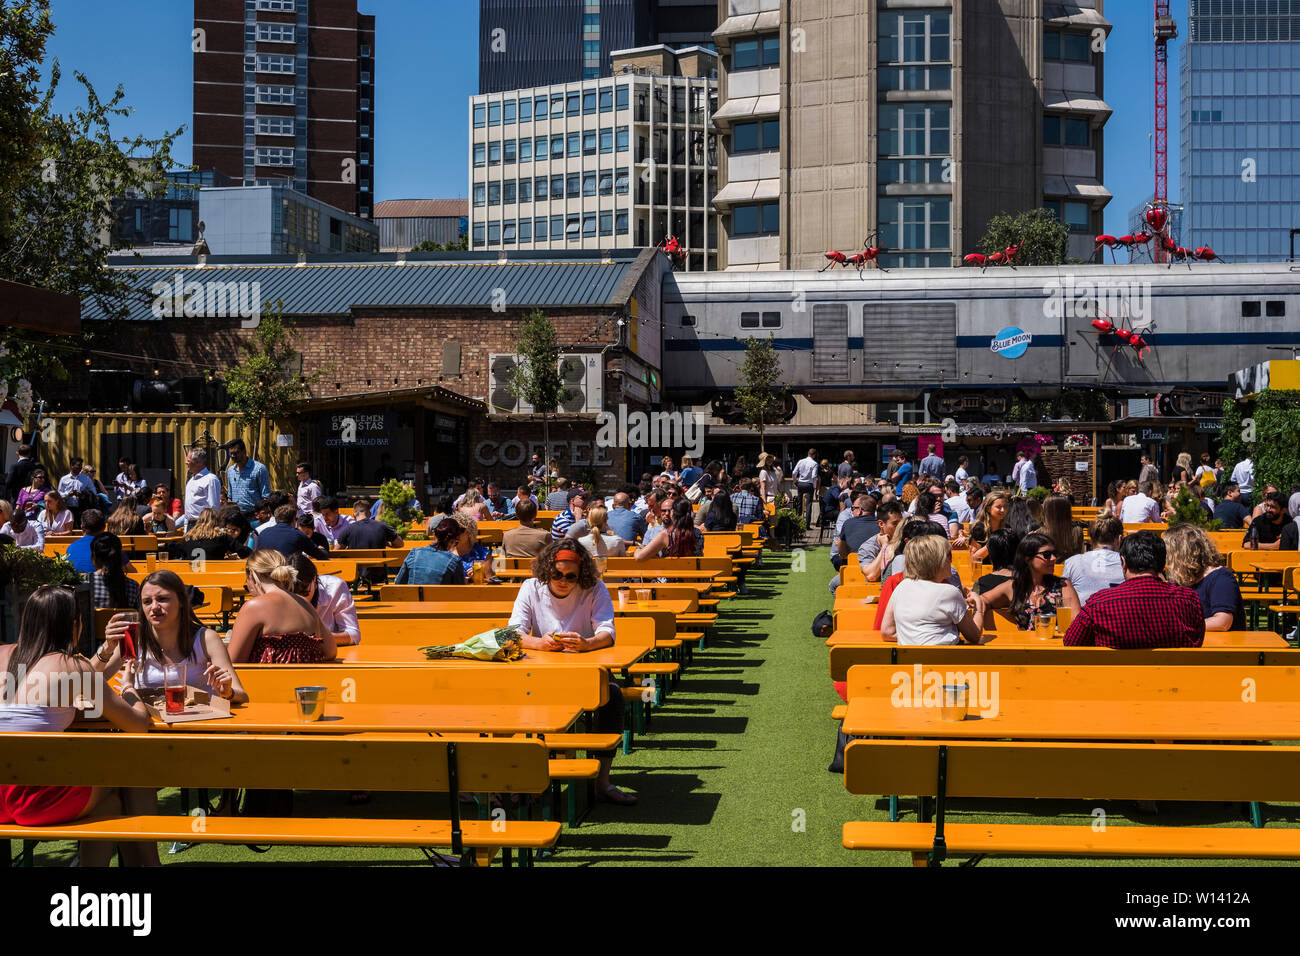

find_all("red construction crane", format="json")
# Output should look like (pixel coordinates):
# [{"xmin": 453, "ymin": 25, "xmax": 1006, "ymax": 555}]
[{"xmin": 1152, "ymin": 2, "xmax": 1179, "ymax": 260}]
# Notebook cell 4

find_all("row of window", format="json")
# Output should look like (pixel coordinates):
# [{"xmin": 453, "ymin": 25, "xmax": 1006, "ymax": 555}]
[
  {"xmin": 248, "ymin": 53, "xmax": 295, "ymax": 73},
  {"xmin": 255, "ymin": 0, "xmax": 295, "ymax": 10},
  {"xmin": 1044, "ymin": 114, "xmax": 1091, "ymax": 147},
  {"xmin": 255, "ymin": 23, "xmax": 294, "ymax": 43},
  {"xmin": 732, "ymin": 119, "xmax": 779, "ymax": 154},
  {"xmin": 1242, "ymin": 301, "xmax": 1287, "ymax": 317},
  {"xmin": 473, "ymin": 170, "xmax": 631, "ymax": 206},
  {"xmin": 879, "ymin": 11, "xmax": 950, "ymax": 66},
  {"xmin": 472, "ymin": 212, "xmax": 630, "ymax": 245},
  {"xmin": 732, "ymin": 35, "xmax": 780, "ymax": 71},
  {"xmin": 1190, "ymin": 109, "xmax": 1224, "ymax": 122},
  {"xmin": 474, "ymin": 129, "xmax": 629, "ymax": 166},
  {"xmin": 255, "ymin": 146, "xmax": 294, "ymax": 166},
  {"xmin": 878, "ymin": 196, "xmax": 950, "ymax": 252},
  {"xmin": 1044, "ymin": 30, "xmax": 1094, "ymax": 63},
  {"xmin": 474, "ymin": 87, "xmax": 631, "ymax": 127}
]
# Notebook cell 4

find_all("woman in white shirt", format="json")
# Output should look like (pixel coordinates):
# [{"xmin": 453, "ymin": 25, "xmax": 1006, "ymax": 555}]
[
  {"xmin": 757, "ymin": 452, "xmax": 780, "ymax": 503},
  {"xmin": 508, "ymin": 539, "xmax": 636, "ymax": 806},
  {"xmin": 575, "ymin": 505, "xmax": 628, "ymax": 573},
  {"xmin": 36, "ymin": 490, "xmax": 73, "ymax": 535},
  {"xmin": 292, "ymin": 555, "xmax": 361, "ymax": 645},
  {"xmin": 882, "ymin": 534, "xmax": 986, "ymax": 646}
]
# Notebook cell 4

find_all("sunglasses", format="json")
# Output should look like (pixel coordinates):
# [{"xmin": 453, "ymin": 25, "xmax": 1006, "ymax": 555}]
[
  {"xmin": 550, "ymin": 570, "xmax": 579, "ymax": 582},
  {"xmin": 1034, "ymin": 550, "xmax": 1057, "ymax": 560}
]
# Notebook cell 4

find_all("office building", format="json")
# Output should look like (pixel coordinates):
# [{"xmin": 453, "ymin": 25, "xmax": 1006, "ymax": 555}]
[
  {"xmin": 469, "ymin": 45, "xmax": 720, "ymax": 270},
  {"xmin": 199, "ymin": 185, "xmax": 378, "ymax": 255},
  {"xmin": 193, "ymin": 0, "xmax": 375, "ymax": 218},
  {"xmin": 374, "ymin": 200, "xmax": 469, "ymax": 251},
  {"xmin": 479, "ymin": 0, "xmax": 717, "ymax": 93},
  {"xmin": 711, "ymin": 0, "xmax": 1112, "ymax": 270},
  {"xmin": 1180, "ymin": 0, "xmax": 1300, "ymax": 261},
  {"xmin": 112, "ymin": 169, "xmax": 232, "ymax": 250}
]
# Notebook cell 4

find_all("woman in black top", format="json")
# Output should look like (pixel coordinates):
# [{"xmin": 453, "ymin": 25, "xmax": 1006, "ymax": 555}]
[
  {"xmin": 167, "ymin": 507, "xmax": 251, "ymax": 561},
  {"xmin": 704, "ymin": 490, "xmax": 737, "ymax": 531},
  {"xmin": 91, "ymin": 533, "xmax": 140, "ymax": 610},
  {"xmin": 972, "ymin": 528, "xmax": 1021, "ymax": 596},
  {"xmin": 983, "ymin": 532, "xmax": 1080, "ymax": 629}
]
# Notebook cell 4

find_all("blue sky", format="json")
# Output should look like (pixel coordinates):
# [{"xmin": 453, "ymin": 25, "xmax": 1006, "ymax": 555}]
[{"xmin": 44, "ymin": 0, "xmax": 1183, "ymax": 236}]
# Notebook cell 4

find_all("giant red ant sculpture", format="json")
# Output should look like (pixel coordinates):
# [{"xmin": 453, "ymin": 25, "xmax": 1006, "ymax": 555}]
[
  {"xmin": 656, "ymin": 234, "xmax": 687, "ymax": 270},
  {"xmin": 963, "ymin": 240, "xmax": 1021, "ymax": 271},
  {"xmin": 822, "ymin": 233, "xmax": 887, "ymax": 274},
  {"xmin": 1090, "ymin": 316, "xmax": 1151, "ymax": 361}
]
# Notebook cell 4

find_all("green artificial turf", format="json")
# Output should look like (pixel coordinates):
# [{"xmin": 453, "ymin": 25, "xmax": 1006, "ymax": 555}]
[{"xmin": 16, "ymin": 547, "xmax": 1299, "ymax": 867}]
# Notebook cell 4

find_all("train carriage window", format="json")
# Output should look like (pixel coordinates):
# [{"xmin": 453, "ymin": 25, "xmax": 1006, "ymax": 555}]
[
  {"xmin": 1242, "ymin": 301, "xmax": 1262, "ymax": 317},
  {"xmin": 761, "ymin": 312, "xmax": 781, "ymax": 328},
  {"xmin": 740, "ymin": 312, "xmax": 760, "ymax": 329},
  {"xmin": 1267, "ymin": 301, "xmax": 1286, "ymax": 317},
  {"xmin": 680, "ymin": 314, "xmax": 696, "ymax": 327}
]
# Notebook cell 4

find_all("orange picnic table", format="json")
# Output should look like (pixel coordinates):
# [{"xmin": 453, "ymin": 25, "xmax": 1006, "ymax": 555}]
[
  {"xmin": 147, "ymin": 701, "xmax": 582, "ymax": 734},
  {"xmin": 825, "ymin": 629, "xmax": 1290, "ymax": 649}
]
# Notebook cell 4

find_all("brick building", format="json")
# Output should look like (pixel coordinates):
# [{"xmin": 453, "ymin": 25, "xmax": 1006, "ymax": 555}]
[{"xmin": 71, "ymin": 250, "xmax": 667, "ymax": 502}]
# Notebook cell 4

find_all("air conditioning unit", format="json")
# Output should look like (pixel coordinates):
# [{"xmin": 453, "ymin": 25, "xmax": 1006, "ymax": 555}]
[
  {"xmin": 488, "ymin": 353, "xmax": 532, "ymax": 414},
  {"xmin": 558, "ymin": 353, "xmax": 603, "ymax": 413}
]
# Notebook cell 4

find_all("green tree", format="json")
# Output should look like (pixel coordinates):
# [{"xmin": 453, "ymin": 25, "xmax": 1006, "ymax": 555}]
[
  {"xmin": 734, "ymin": 335, "xmax": 787, "ymax": 455},
  {"xmin": 222, "ymin": 303, "xmax": 317, "ymax": 458},
  {"xmin": 0, "ymin": 1, "xmax": 183, "ymax": 392},
  {"xmin": 977, "ymin": 207, "xmax": 1070, "ymax": 266},
  {"xmin": 410, "ymin": 235, "xmax": 468, "ymax": 252},
  {"xmin": 1167, "ymin": 486, "xmax": 1220, "ymax": 530},
  {"xmin": 1220, "ymin": 391, "xmax": 1300, "ymax": 493},
  {"xmin": 507, "ymin": 310, "xmax": 571, "ymax": 484}
]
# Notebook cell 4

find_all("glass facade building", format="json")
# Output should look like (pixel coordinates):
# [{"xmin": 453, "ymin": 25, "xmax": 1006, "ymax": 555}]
[{"xmin": 1180, "ymin": 0, "xmax": 1300, "ymax": 260}]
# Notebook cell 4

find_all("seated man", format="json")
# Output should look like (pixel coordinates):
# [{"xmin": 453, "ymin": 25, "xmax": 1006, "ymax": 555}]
[
  {"xmin": 255, "ymin": 504, "xmax": 330, "ymax": 560},
  {"xmin": 502, "ymin": 498, "xmax": 552, "ymax": 558},
  {"xmin": 336, "ymin": 498, "xmax": 405, "ymax": 586},
  {"xmin": 605, "ymin": 491, "xmax": 648, "ymax": 544},
  {"xmin": 1063, "ymin": 531, "xmax": 1204, "ymax": 648},
  {"xmin": 65, "ymin": 509, "xmax": 106, "ymax": 572},
  {"xmin": 1, "ymin": 508, "xmax": 44, "ymax": 550}
]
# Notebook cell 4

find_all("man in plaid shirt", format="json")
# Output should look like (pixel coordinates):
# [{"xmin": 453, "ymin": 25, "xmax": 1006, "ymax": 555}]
[
  {"xmin": 731, "ymin": 479, "xmax": 765, "ymax": 526},
  {"xmin": 1063, "ymin": 531, "xmax": 1205, "ymax": 648}
]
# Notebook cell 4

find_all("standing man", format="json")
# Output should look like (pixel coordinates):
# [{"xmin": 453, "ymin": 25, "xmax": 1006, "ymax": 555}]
[
  {"xmin": 918, "ymin": 444, "xmax": 945, "ymax": 481},
  {"xmin": 224, "ymin": 438, "xmax": 270, "ymax": 516},
  {"xmin": 1231, "ymin": 454, "xmax": 1255, "ymax": 508},
  {"xmin": 295, "ymin": 461, "xmax": 322, "ymax": 517},
  {"xmin": 1018, "ymin": 455, "xmax": 1038, "ymax": 495},
  {"xmin": 954, "ymin": 456, "xmax": 970, "ymax": 484},
  {"xmin": 791, "ymin": 447, "xmax": 820, "ymax": 527},
  {"xmin": 1138, "ymin": 454, "xmax": 1159, "ymax": 487},
  {"xmin": 1010, "ymin": 451, "xmax": 1027, "ymax": 489},
  {"xmin": 183, "ymin": 448, "xmax": 222, "ymax": 526},
  {"xmin": 838, "ymin": 451, "xmax": 856, "ymax": 481},
  {"xmin": 58, "ymin": 457, "xmax": 96, "ymax": 528},
  {"xmin": 5, "ymin": 443, "xmax": 42, "ymax": 504},
  {"xmin": 892, "ymin": 451, "xmax": 913, "ymax": 496}
]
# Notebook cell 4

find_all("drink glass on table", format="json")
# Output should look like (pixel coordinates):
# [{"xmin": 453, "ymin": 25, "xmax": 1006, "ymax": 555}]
[
  {"xmin": 1034, "ymin": 610, "xmax": 1056, "ymax": 638},
  {"xmin": 163, "ymin": 661, "xmax": 186, "ymax": 714},
  {"xmin": 617, "ymin": 587, "xmax": 629, "ymax": 610},
  {"xmin": 636, "ymin": 588, "xmax": 652, "ymax": 605}
]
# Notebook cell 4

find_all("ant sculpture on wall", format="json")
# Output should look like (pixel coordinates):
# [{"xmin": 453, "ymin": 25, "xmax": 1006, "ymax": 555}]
[
  {"xmin": 963, "ymin": 240, "xmax": 1022, "ymax": 271},
  {"xmin": 821, "ymin": 232, "xmax": 887, "ymax": 275}
]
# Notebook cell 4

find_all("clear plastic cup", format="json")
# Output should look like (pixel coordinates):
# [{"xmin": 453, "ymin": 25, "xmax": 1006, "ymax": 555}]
[{"xmin": 940, "ymin": 683, "xmax": 969, "ymax": 721}]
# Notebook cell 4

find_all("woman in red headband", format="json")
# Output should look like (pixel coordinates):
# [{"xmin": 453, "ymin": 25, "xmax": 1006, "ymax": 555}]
[{"xmin": 508, "ymin": 539, "xmax": 637, "ymax": 805}]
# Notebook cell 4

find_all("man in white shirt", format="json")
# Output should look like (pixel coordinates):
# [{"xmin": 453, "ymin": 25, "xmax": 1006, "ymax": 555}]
[
  {"xmin": 295, "ymin": 461, "xmax": 322, "ymax": 516},
  {"xmin": 791, "ymin": 448, "xmax": 820, "ymax": 526},
  {"xmin": 1018, "ymin": 456, "xmax": 1038, "ymax": 494},
  {"xmin": 58, "ymin": 457, "xmax": 96, "ymax": 526},
  {"xmin": 183, "ymin": 449, "xmax": 222, "ymax": 524},
  {"xmin": 1010, "ymin": 451, "xmax": 1026, "ymax": 488},
  {"xmin": 1119, "ymin": 480, "xmax": 1163, "ymax": 524},
  {"xmin": 314, "ymin": 496, "xmax": 355, "ymax": 545},
  {"xmin": 1231, "ymin": 456, "xmax": 1254, "ymax": 506},
  {"xmin": 943, "ymin": 479, "xmax": 971, "ymax": 523},
  {"xmin": 1, "ymin": 510, "xmax": 44, "ymax": 550}
]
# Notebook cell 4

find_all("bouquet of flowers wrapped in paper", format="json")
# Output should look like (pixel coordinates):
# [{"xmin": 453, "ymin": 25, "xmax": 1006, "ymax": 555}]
[{"xmin": 420, "ymin": 626, "xmax": 524, "ymax": 661}]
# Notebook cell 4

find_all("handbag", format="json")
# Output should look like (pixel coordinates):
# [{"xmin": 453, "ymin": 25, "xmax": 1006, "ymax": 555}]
[
  {"xmin": 812, "ymin": 610, "xmax": 834, "ymax": 637},
  {"xmin": 684, "ymin": 476, "xmax": 706, "ymax": 504}
]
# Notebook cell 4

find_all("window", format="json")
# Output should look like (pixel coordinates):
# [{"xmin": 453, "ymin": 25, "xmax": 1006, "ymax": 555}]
[
  {"xmin": 504, "ymin": 180, "xmax": 516, "ymax": 203},
  {"xmin": 360, "ymin": 125, "xmax": 370, "ymax": 138},
  {"xmin": 733, "ymin": 35, "xmax": 778, "ymax": 70},
  {"xmin": 599, "ymin": 171, "xmax": 613, "ymax": 195},
  {"xmin": 503, "ymin": 220, "xmax": 516, "ymax": 244},
  {"xmin": 473, "ymin": 184, "xmax": 485, "ymax": 206},
  {"xmin": 616, "ymin": 86, "xmax": 629, "ymax": 110},
  {"xmin": 583, "ymin": 172, "xmax": 596, "ymax": 196},
  {"xmin": 256, "ymin": 0, "xmax": 294, "ymax": 10},
  {"xmin": 616, "ymin": 128, "xmax": 629, "ymax": 151},
  {"xmin": 256, "ymin": 23, "xmax": 294, "ymax": 42},
  {"xmin": 504, "ymin": 140, "xmax": 516, "ymax": 164},
  {"xmin": 359, "ymin": 44, "xmax": 371, "ymax": 58},
  {"xmin": 488, "ymin": 102, "xmax": 501, "ymax": 126},
  {"xmin": 583, "ymin": 213, "xmax": 597, "ymax": 237},
  {"xmin": 567, "ymin": 173, "xmax": 580, "ymax": 197},
  {"xmin": 552, "ymin": 135, "xmax": 564, "ymax": 158},
  {"xmin": 732, "ymin": 119, "xmax": 780, "ymax": 154},
  {"xmin": 535, "ymin": 96, "xmax": 548, "ymax": 120},
  {"xmin": 878, "ymin": 104, "xmax": 950, "ymax": 183},
  {"xmin": 762, "ymin": 36, "xmax": 780, "ymax": 65},
  {"xmin": 615, "ymin": 169, "xmax": 629, "ymax": 194},
  {"xmin": 255, "ymin": 85, "xmax": 295, "ymax": 105},
  {"xmin": 168, "ymin": 207, "xmax": 193, "ymax": 242},
  {"xmin": 740, "ymin": 312, "xmax": 759, "ymax": 329},
  {"xmin": 584, "ymin": 130, "xmax": 597, "ymax": 155},
  {"xmin": 568, "ymin": 131, "xmax": 580, "ymax": 156},
  {"xmin": 1043, "ymin": 199, "xmax": 1090, "ymax": 231},
  {"xmin": 567, "ymin": 92, "xmax": 580, "ymax": 116},
  {"xmin": 551, "ymin": 94, "xmax": 564, "ymax": 116},
  {"xmin": 535, "ymin": 217, "xmax": 548, "ymax": 240},
  {"xmin": 680, "ymin": 314, "xmax": 696, "ymax": 327},
  {"xmin": 762, "ymin": 312, "xmax": 781, "ymax": 328},
  {"xmin": 616, "ymin": 211, "xmax": 628, "ymax": 234},
  {"xmin": 535, "ymin": 176, "xmax": 549, "ymax": 200},
  {"xmin": 534, "ymin": 136, "xmax": 547, "ymax": 157},
  {"xmin": 1242, "ymin": 301, "xmax": 1262, "ymax": 318},
  {"xmin": 503, "ymin": 100, "xmax": 516, "ymax": 124},
  {"xmin": 360, "ymin": 98, "xmax": 370, "ymax": 111},
  {"xmin": 474, "ymin": 143, "xmax": 486, "ymax": 167},
  {"xmin": 360, "ymin": 152, "xmax": 370, "ymax": 165},
  {"xmin": 552, "ymin": 215, "xmax": 563, "ymax": 239},
  {"xmin": 488, "ymin": 141, "xmax": 501, "ymax": 165},
  {"xmin": 520, "ymin": 219, "xmax": 531, "ymax": 242},
  {"xmin": 742, "ymin": 313, "xmax": 784, "ymax": 329},
  {"xmin": 360, "ymin": 71, "xmax": 371, "ymax": 84},
  {"xmin": 255, "ymin": 146, "xmax": 294, "ymax": 166},
  {"xmin": 600, "ymin": 88, "xmax": 613, "ymax": 112},
  {"xmin": 600, "ymin": 210, "xmax": 612, "ymax": 235},
  {"xmin": 519, "ymin": 98, "xmax": 531, "ymax": 122},
  {"xmin": 583, "ymin": 90, "xmax": 597, "ymax": 114},
  {"xmin": 551, "ymin": 175, "xmax": 564, "ymax": 197},
  {"xmin": 473, "ymin": 103, "xmax": 486, "ymax": 128},
  {"xmin": 520, "ymin": 139, "xmax": 532, "ymax": 162},
  {"xmin": 473, "ymin": 222, "xmax": 485, "ymax": 246},
  {"xmin": 519, "ymin": 178, "xmax": 532, "ymax": 202},
  {"xmin": 879, "ymin": 196, "xmax": 950, "ymax": 256},
  {"xmin": 1044, "ymin": 115, "xmax": 1090, "ymax": 147},
  {"xmin": 488, "ymin": 182, "xmax": 500, "ymax": 205},
  {"xmin": 731, "ymin": 202, "xmax": 779, "ymax": 237},
  {"xmin": 599, "ymin": 129, "xmax": 613, "ymax": 153},
  {"xmin": 1045, "ymin": 30, "xmax": 1092, "ymax": 62},
  {"xmin": 488, "ymin": 221, "xmax": 500, "ymax": 243},
  {"xmin": 1267, "ymin": 301, "xmax": 1286, "ymax": 317},
  {"xmin": 584, "ymin": 12, "xmax": 599, "ymax": 32},
  {"xmin": 257, "ymin": 116, "xmax": 294, "ymax": 136},
  {"xmin": 566, "ymin": 215, "xmax": 581, "ymax": 239},
  {"xmin": 878, "ymin": 10, "xmax": 951, "ymax": 91}
]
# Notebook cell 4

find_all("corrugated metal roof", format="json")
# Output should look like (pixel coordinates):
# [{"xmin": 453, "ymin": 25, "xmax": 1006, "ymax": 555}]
[
  {"xmin": 373, "ymin": 199, "xmax": 468, "ymax": 219},
  {"xmin": 85, "ymin": 251, "xmax": 654, "ymax": 321}
]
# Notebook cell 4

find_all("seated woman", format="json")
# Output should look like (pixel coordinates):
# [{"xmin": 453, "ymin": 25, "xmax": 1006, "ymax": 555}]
[
  {"xmin": 292, "ymin": 554, "xmax": 361, "ymax": 645},
  {"xmin": 702, "ymin": 488, "xmax": 737, "ymax": 532},
  {"xmin": 635, "ymin": 498, "xmax": 702, "ymax": 560},
  {"xmin": 967, "ymin": 491, "xmax": 1010, "ymax": 563},
  {"xmin": 36, "ymin": 490, "xmax": 73, "ymax": 535},
  {"xmin": 882, "ymin": 534, "xmax": 986, "ymax": 646},
  {"xmin": 107, "ymin": 496, "xmax": 145, "ymax": 536},
  {"xmin": 146, "ymin": 495, "xmax": 176, "ymax": 535},
  {"xmin": 451, "ymin": 512, "xmax": 491, "ymax": 579},
  {"xmin": 1164, "ymin": 523, "xmax": 1245, "ymax": 631},
  {"xmin": 458, "ymin": 489, "xmax": 492, "ymax": 522},
  {"xmin": 91, "ymin": 533, "xmax": 140, "ymax": 610},
  {"xmin": 972, "ymin": 527, "xmax": 1021, "ymax": 595},
  {"xmin": 15, "ymin": 468, "xmax": 51, "ymax": 520},
  {"xmin": 394, "ymin": 517, "xmax": 468, "ymax": 585},
  {"xmin": 508, "ymin": 540, "xmax": 635, "ymax": 806},
  {"xmin": 575, "ymin": 505, "xmax": 629, "ymax": 573},
  {"xmin": 0, "ymin": 586, "xmax": 156, "ymax": 866},
  {"xmin": 91, "ymin": 569, "xmax": 247, "ymax": 705},
  {"xmin": 226, "ymin": 551, "xmax": 337, "ymax": 663},
  {"xmin": 983, "ymin": 532, "xmax": 1081, "ymax": 630},
  {"xmin": 167, "ymin": 507, "xmax": 250, "ymax": 561}
]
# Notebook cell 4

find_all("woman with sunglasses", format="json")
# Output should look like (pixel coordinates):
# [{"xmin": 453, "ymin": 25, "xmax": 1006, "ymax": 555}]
[
  {"xmin": 508, "ymin": 539, "xmax": 637, "ymax": 806},
  {"xmin": 16, "ymin": 469, "xmax": 51, "ymax": 520},
  {"xmin": 983, "ymin": 532, "xmax": 1080, "ymax": 629}
]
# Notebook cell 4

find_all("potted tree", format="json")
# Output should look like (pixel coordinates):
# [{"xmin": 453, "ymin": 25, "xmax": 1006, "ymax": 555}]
[{"xmin": 0, "ymin": 546, "xmax": 82, "ymax": 642}]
